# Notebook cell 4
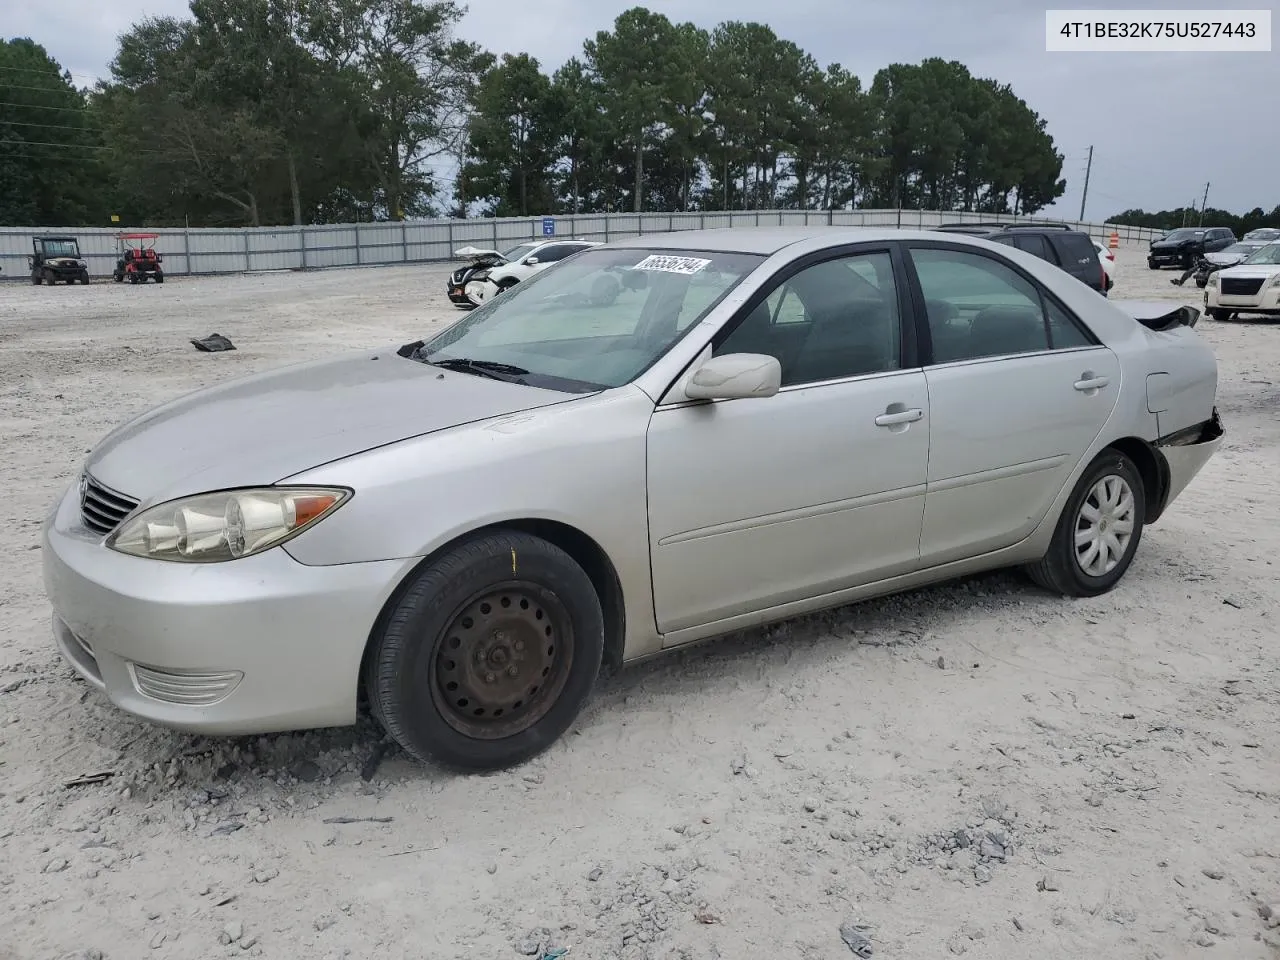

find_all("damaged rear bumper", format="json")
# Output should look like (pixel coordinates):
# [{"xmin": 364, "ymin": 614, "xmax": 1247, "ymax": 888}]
[{"xmin": 1154, "ymin": 408, "xmax": 1224, "ymax": 512}]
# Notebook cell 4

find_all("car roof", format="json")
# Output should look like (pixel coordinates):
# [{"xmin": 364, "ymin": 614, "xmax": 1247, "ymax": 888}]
[{"xmin": 603, "ymin": 226, "xmax": 1077, "ymax": 256}]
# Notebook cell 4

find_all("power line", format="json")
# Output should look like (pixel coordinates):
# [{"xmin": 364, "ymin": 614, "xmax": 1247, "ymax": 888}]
[
  {"xmin": 1, "ymin": 119, "xmax": 105, "ymax": 135},
  {"xmin": 0, "ymin": 82, "xmax": 90, "ymax": 97},
  {"xmin": 0, "ymin": 63, "xmax": 102, "ymax": 83},
  {"xmin": 0, "ymin": 100, "xmax": 90, "ymax": 113}
]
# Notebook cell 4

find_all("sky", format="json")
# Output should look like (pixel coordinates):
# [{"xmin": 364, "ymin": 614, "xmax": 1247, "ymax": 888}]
[{"xmin": 8, "ymin": 0, "xmax": 1278, "ymax": 219}]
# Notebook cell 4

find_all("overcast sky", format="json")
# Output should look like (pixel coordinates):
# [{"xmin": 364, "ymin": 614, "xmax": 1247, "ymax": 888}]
[{"xmin": 9, "ymin": 0, "xmax": 1277, "ymax": 218}]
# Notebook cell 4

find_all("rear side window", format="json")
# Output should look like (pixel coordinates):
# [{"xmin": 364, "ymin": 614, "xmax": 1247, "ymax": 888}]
[{"xmin": 1012, "ymin": 233, "xmax": 1051, "ymax": 260}]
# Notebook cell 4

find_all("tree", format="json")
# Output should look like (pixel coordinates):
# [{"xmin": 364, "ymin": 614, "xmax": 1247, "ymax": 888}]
[
  {"xmin": 584, "ymin": 7, "xmax": 684, "ymax": 212},
  {"xmin": 303, "ymin": 0, "xmax": 492, "ymax": 220},
  {"xmin": 0, "ymin": 39, "xmax": 107, "ymax": 226},
  {"xmin": 462, "ymin": 53, "xmax": 559, "ymax": 217}
]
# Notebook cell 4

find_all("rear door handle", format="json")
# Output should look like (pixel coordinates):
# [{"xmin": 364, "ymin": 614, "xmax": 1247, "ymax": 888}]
[
  {"xmin": 875, "ymin": 407, "xmax": 924, "ymax": 426},
  {"xmin": 1074, "ymin": 375, "xmax": 1110, "ymax": 392}
]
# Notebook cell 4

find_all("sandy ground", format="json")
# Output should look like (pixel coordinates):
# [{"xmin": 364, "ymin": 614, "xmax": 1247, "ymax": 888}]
[{"xmin": 1, "ymin": 245, "xmax": 1278, "ymax": 960}]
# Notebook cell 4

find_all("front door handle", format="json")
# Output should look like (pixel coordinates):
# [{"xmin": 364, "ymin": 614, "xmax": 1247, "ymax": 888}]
[
  {"xmin": 1074, "ymin": 373, "xmax": 1110, "ymax": 392},
  {"xmin": 875, "ymin": 407, "xmax": 924, "ymax": 427}
]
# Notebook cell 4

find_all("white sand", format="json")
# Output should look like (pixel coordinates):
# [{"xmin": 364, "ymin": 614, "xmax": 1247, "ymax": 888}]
[{"xmin": 1, "ymin": 247, "xmax": 1278, "ymax": 960}]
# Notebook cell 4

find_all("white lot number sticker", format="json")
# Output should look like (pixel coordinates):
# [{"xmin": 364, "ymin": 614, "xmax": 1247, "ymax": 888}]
[{"xmin": 631, "ymin": 254, "xmax": 712, "ymax": 275}]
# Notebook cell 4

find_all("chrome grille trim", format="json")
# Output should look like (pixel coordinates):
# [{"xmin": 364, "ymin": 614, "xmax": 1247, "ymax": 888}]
[
  {"xmin": 130, "ymin": 664, "xmax": 243, "ymax": 705},
  {"xmin": 80, "ymin": 474, "xmax": 139, "ymax": 536}
]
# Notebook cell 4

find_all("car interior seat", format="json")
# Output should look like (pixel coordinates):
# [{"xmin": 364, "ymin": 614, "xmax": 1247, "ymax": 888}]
[{"xmin": 964, "ymin": 305, "xmax": 1047, "ymax": 359}]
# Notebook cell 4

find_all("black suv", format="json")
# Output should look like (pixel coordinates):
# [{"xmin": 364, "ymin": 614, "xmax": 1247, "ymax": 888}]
[
  {"xmin": 935, "ymin": 222, "xmax": 1108, "ymax": 295},
  {"xmin": 1147, "ymin": 226, "xmax": 1236, "ymax": 270}
]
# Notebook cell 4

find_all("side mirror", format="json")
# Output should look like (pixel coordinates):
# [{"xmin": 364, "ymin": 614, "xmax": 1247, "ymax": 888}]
[
  {"xmin": 525, "ymin": 256, "xmax": 540, "ymax": 265},
  {"xmin": 684, "ymin": 353, "xmax": 781, "ymax": 401}
]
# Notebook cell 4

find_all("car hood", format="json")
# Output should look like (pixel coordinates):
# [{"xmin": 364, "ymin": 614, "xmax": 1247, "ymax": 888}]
[
  {"xmin": 453, "ymin": 246, "xmax": 509, "ymax": 267},
  {"xmin": 1151, "ymin": 238, "xmax": 1196, "ymax": 249},
  {"xmin": 1218, "ymin": 264, "xmax": 1280, "ymax": 280},
  {"xmin": 84, "ymin": 350, "xmax": 573, "ymax": 504},
  {"xmin": 1203, "ymin": 251, "xmax": 1245, "ymax": 265}
]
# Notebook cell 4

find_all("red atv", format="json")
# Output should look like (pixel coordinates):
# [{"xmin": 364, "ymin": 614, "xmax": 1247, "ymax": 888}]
[{"xmin": 112, "ymin": 232, "xmax": 165, "ymax": 284}]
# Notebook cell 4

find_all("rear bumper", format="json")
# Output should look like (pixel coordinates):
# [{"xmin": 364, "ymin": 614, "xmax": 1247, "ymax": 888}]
[{"xmin": 1155, "ymin": 409, "xmax": 1224, "ymax": 511}]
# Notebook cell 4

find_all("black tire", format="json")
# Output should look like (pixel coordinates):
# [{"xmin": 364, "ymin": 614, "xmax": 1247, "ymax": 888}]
[
  {"xmin": 365, "ymin": 530, "xmax": 604, "ymax": 771},
  {"xmin": 31, "ymin": 272, "xmax": 41, "ymax": 285},
  {"xmin": 495, "ymin": 278, "xmax": 518, "ymax": 294},
  {"xmin": 128, "ymin": 273, "xmax": 138, "ymax": 284},
  {"xmin": 155, "ymin": 272, "xmax": 164, "ymax": 284},
  {"xmin": 1208, "ymin": 308, "xmax": 1232, "ymax": 321},
  {"xmin": 1147, "ymin": 260, "xmax": 1158, "ymax": 270},
  {"xmin": 1025, "ymin": 449, "xmax": 1146, "ymax": 598},
  {"xmin": 113, "ymin": 271, "xmax": 123, "ymax": 283},
  {"xmin": 44, "ymin": 270, "xmax": 57, "ymax": 285},
  {"xmin": 79, "ymin": 271, "xmax": 89, "ymax": 284}
]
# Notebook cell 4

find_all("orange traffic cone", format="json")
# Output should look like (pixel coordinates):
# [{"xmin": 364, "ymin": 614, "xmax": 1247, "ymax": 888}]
[{"xmin": 1108, "ymin": 230, "xmax": 1119, "ymax": 250}]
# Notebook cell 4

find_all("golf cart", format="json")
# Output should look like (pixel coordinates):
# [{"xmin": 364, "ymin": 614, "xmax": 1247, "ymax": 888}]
[
  {"xmin": 113, "ymin": 232, "xmax": 164, "ymax": 284},
  {"xmin": 29, "ymin": 237, "xmax": 90, "ymax": 285}
]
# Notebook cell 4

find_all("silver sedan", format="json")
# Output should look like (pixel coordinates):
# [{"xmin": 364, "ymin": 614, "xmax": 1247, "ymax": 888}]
[{"xmin": 43, "ymin": 228, "xmax": 1224, "ymax": 770}]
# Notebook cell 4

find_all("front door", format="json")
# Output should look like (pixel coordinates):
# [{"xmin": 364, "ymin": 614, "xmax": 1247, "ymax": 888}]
[
  {"xmin": 645, "ymin": 248, "xmax": 931, "ymax": 635},
  {"xmin": 904, "ymin": 243, "xmax": 1122, "ymax": 565}
]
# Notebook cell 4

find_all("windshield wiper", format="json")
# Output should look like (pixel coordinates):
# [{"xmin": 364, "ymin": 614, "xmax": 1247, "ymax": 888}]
[{"xmin": 428, "ymin": 357, "xmax": 530, "ymax": 383}]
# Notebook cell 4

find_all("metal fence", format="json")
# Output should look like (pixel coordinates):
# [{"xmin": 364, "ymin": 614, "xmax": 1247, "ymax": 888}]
[{"xmin": 0, "ymin": 209, "xmax": 1164, "ymax": 281}]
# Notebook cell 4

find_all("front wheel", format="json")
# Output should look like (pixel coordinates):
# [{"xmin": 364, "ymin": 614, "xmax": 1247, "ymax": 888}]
[
  {"xmin": 1208, "ymin": 308, "xmax": 1233, "ymax": 321},
  {"xmin": 1025, "ymin": 450, "xmax": 1145, "ymax": 597},
  {"xmin": 365, "ymin": 531, "xmax": 605, "ymax": 771}
]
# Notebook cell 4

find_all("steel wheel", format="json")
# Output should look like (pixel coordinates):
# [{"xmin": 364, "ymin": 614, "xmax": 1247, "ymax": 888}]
[
  {"xmin": 431, "ymin": 583, "xmax": 574, "ymax": 740},
  {"xmin": 1074, "ymin": 474, "xmax": 1136, "ymax": 577}
]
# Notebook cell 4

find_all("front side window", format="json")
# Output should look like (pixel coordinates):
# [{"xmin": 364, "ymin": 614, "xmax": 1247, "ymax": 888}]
[
  {"xmin": 715, "ymin": 251, "xmax": 902, "ymax": 387},
  {"xmin": 909, "ymin": 247, "xmax": 1093, "ymax": 363},
  {"xmin": 414, "ymin": 248, "xmax": 764, "ymax": 392}
]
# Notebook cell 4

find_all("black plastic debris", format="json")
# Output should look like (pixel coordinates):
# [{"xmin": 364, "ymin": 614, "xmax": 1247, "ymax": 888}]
[{"xmin": 191, "ymin": 333, "xmax": 236, "ymax": 352}]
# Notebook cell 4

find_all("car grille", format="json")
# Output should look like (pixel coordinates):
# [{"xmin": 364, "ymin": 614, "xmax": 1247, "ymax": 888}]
[
  {"xmin": 1220, "ymin": 278, "xmax": 1265, "ymax": 297},
  {"xmin": 80, "ymin": 474, "xmax": 139, "ymax": 536}
]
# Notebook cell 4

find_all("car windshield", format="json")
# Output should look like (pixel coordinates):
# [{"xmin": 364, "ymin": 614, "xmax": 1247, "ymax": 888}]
[
  {"xmin": 41, "ymin": 239, "xmax": 79, "ymax": 257},
  {"xmin": 1163, "ymin": 229, "xmax": 1204, "ymax": 241},
  {"xmin": 502, "ymin": 242, "xmax": 540, "ymax": 261},
  {"xmin": 1219, "ymin": 244, "xmax": 1253, "ymax": 257},
  {"xmin": 1243, "ymin": 243, "xmax": 1280, "ymax": 266},
  {"xmin": 413, "ymin": 247, "xmax": 766, "ymax": 392}
]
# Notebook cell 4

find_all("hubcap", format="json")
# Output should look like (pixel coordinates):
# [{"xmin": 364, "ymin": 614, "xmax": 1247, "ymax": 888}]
[
  {"xmin": 1074, "ymin": 474, "xmax": 1136, "ymax": 577},
  {"xmin": 432, "ymin": 584, "xmax": 573, "ymax": 740}
]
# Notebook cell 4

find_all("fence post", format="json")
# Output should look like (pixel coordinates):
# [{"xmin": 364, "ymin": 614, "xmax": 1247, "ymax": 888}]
[
  {"xmin": 243, "ymin": 229, "xmax": 251, "ymax": 273},
  {"xmin": 355, "ymin": 225, "xmax": 362, "ymax": 266},
  {"xmin": 183, "ymin": 224, "xmax": 191, "ymax": 276},
  {"xmin": 493, "ymin": 220, "xmax": 499, "ymax": 247},
  {"xmin": 401, "ymin": 222, "xmax": 408, "ymax": 263},
  {"xmin": 300, "ymin": 226, "xmax": 308, "ymax": 270},
  {"xmin": 447, "ymin": 220, "xmax": 454, "ymax": 258}
]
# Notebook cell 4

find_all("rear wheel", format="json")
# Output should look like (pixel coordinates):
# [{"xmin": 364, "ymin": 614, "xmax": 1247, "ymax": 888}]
[
  {"xmin": 1025, "ymin": 450, "xmax": 1145, "ymax": 597},
  {"xmin": 365, "ymin": 530, "xmax": 604, "ymax": 771}
]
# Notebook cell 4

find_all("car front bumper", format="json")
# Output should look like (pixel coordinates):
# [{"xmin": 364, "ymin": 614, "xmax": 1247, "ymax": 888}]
[
  {"xmin": 1204, "ymin": 284, "xmax": 1280, "ymax": 315},
  {"xmin": 1148, "ymin": 250, "xmax": 1193, "ymax": 266},
  {"xmin": 41, "ymin": 483, "xmax": 416, "ymax": 736}
]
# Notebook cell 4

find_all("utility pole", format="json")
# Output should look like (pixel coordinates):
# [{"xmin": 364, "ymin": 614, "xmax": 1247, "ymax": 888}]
[
  {"xmin": 1198, "ymin": 182, "xmax": 1210, "ymax": 225},
  {"xmin": 1078, "ymin": 145, "xmax": 1093, "ymax": 221}
]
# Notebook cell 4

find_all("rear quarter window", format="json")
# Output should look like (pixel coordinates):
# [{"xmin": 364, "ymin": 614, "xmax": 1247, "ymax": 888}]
[{"xmin": 1058, "ymin": 234, "xmax": 1099, "ymax": 265}]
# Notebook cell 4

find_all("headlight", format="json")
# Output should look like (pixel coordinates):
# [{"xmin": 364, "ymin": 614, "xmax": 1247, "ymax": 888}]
[
  {"xmin": 1206, "ymin": 274, "xmax": 1218, "ymax": 287},
  {"xmin": 76, "ymin": 259, "xmax": 87, "ymax": 267},
  {"xmin": 107, "ymin": 486, "xmax": 351, "ymax": 562},
  {"xmin": 1268, "ymin": 274, "xmax": 1280, "ymax": 288}
]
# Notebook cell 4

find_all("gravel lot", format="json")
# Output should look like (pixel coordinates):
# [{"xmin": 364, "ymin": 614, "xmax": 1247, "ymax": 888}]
[{"xmin": 2, "ymin": 244, "xmax": 1278, "ymax": 960}]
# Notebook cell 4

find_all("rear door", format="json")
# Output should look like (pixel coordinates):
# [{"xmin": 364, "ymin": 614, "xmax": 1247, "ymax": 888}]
[{"xmin": 903, "ymin": 242, "xmax": 1121, "ymax": 565}]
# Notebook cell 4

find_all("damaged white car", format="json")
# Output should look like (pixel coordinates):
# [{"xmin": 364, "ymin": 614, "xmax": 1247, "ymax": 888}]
[{"xmin": 445, "ymin": 239, "xmax": 599, "ymax": 308}]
